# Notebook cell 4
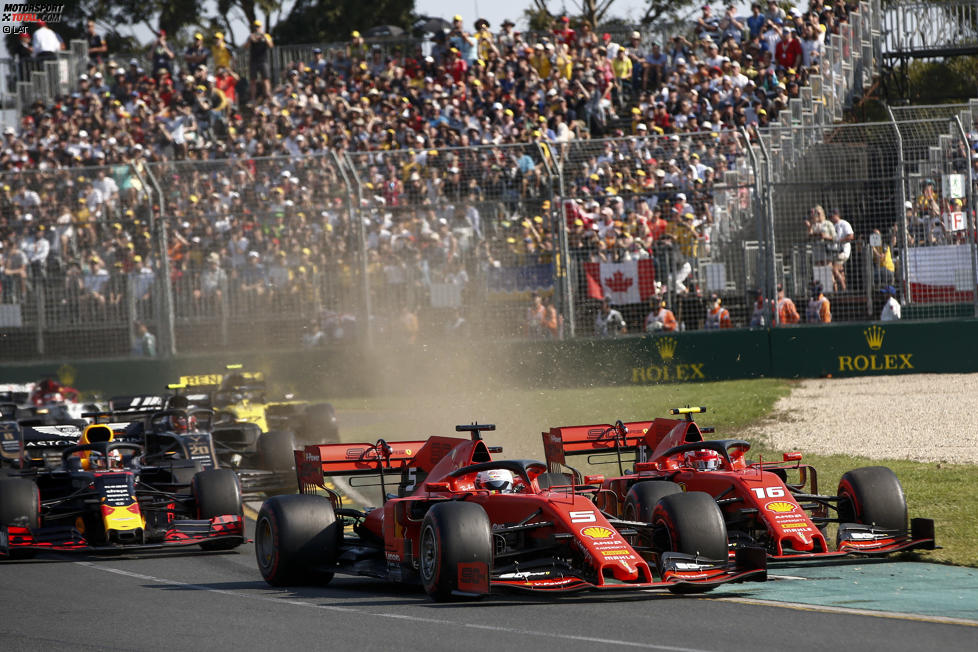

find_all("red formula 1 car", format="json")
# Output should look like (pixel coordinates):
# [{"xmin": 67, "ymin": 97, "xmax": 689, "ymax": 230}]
[
  {"xmin": 0, "ymin": 423, "xmax": 245, "ymax": 557},
  {"xmin": 542, "ymin": 408, "xmax": 936, "ymax": 562},
  {"xmin": 255, "ymin": 424, "xmax": 765, "ymax": 601}
]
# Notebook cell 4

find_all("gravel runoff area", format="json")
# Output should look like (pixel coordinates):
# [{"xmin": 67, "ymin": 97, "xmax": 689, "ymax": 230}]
[{"xmin": 744, "ymin": 373, "xmax": 978, "ymax": 464}]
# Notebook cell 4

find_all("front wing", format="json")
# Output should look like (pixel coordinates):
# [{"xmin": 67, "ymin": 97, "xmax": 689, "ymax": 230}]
[
  {"xmin": 491, "ymin": 549, "xmax": 766, "ymax": 595},
  {"xmin": 764, "ymin": 518, "xmax": 937, "ymax": 562},
  {"xmin": 0, "ymin": 515, "xmax": 244, "ymax": 556}
]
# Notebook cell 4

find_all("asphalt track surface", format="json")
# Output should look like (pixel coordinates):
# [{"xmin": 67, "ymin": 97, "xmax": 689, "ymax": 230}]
[{"xmin": 1, "ymin": 515, "xmax": 974, "ymax": 652}]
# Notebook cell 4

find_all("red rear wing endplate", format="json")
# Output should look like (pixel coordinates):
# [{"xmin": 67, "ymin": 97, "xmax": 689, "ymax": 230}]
[
  {"xmin": 296, "ymin": 436, "xmax": 465, "ymax": 485},
  {"xmin": 543, "ymin": 421, "xmax": 657, "ymax": 466}
]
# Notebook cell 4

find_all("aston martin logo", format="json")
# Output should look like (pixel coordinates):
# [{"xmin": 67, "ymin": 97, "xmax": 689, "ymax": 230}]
[
  {"xmin": 656, "ymin": 337, "xmax": 677, "ymax": 362},
  {"xmin": 863, "ymin": 325, "xmax": 884, "ymax": 351}
]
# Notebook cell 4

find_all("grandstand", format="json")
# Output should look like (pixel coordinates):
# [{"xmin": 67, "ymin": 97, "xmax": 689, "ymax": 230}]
[{"xmin": 0, "ymin": 1, "xmax": 975, "ymax": 360}]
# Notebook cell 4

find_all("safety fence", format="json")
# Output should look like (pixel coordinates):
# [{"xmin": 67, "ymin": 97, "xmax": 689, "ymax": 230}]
[{"xmin": 0, "ymin": 114, "xmax": 975, "ymax": 362}]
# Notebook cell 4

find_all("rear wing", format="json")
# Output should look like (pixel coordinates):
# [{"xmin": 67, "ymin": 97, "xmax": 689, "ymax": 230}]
[
  {"xmin": 542, "ymin": 421, "xmax": 656, "ymax": 471},
  {"xmin": 544, "ymin": 409, "xmax": 712, "ymax": 472},
  {"xmin": 298, "ymin": 436, "xmax": 462, "ymax": 480}
]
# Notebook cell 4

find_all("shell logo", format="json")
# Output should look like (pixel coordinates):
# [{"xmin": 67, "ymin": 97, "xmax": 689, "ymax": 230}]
[
  {"xmin": 766, "ymin": 501, "xmax": 797, "ymax": 513},
  {"xmin": 581, "ymin": 526, "xmax": 615, "ymax": 539}
]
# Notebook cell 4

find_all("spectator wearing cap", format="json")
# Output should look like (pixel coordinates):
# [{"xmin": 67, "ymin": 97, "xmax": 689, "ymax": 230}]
[
  {"xmin": 245, "ymin": 19, "xmax": 274, "ymax": 102},
  {"xmin": 185, "ymin": 32, "xmax": 210, "ymax": 69},
  {"xmin": 806, "ymin": 283, "xmax": 831, "ymax": 323},
  {"xmin": 880, "ymin": 286, "xmax": 901, "ymax": 321},
  {"xmin": 86, "ymin": 19, "xmax": 108, "ymax": 64},
  {"xmin": 705, "ymin": 293, "xmax": 732, "ymax": 328},
  {"xmin": 32, "ymin": 21, "xmax": 65, "ymax": 60},
  {"xmin": 211, "ymin": 32, "xmax": 233, "ymax": 70},
  {"xmin": 151, "ymin": 30, "xmax": 176, "ymax": 76},
  {"xmin": 553, "ymin": 16, "xmax": 577, "ymax": 47},
  {"xmin": 695, "ymin": 5, "xmax": 721, "ymax": 41},
  {"xmin": 775, "ymin": 26, "xmax": 802, "ymax": 71},
  {"xmin": 775, "ymin": 283, "xmax": 800, "ymax": 325},
  {"xmin": 474, "ymin": 18, "xmax": 497, "ymax": 61},
  {"xmin": 448, "ymin": 15, "xmax": 477, "ymax": 65}
]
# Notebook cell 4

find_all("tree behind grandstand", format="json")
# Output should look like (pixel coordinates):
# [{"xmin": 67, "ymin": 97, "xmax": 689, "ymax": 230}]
[{"xmin": 273, "ymin": 0, "xmax": 415, "ymax": 44}]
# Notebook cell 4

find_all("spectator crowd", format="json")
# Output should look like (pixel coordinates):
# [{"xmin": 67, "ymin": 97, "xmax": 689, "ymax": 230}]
[{"xmin": 0, "ymin": 1, "xmax": 967, "ymax": 339}]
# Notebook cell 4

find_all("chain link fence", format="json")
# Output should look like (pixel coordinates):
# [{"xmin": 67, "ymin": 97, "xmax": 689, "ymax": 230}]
[
  {"xmin": 343, "ymin": 142, "xmax": 557, "ymax": 340},
  {"xmin": 1, "ymin": 116, "xmax": 976, "ymax": 362}
]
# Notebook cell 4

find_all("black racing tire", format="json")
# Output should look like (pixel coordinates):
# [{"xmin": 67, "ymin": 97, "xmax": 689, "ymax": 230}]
[
  {"xmin": 652, "ymin": 492, "xmax": 728, "ymax": 561},
  {"xmin": 623, "ymin": 481, "xmax": 683, "ymax": 522},
  {"xmin": 0, "ymin": 478, "xmax": 40, "ymax": 559},
  {"xmin": 193, "ymin": 469, "xmax": 244, "ymax": 551},
  {"xmin": 837, "ymin": 466, "xmax": 907, "ymax": 531},
  {"xmin": 303, "ymin": 403, "xmax": 338, "ymax": 444},
  {"xmin": 419, "ymin": 501, "xmax": 492, "ymax": 602},
  {"xmin": 258, "ymin": 430, "xmax": 298, "ymax": 473},
  {"xmin": 255, "ymin": 494, "xmax": 340, "ymax": 586}
]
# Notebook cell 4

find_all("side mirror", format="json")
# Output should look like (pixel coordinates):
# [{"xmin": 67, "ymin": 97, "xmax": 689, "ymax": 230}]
[
  {"xmin": 583, "ymin": 474, "xmax": 604, "ymax": 485},
  {"xmin": 783, "ymin": 451, "xmax": 802, "ymax": 462},
  {"xmin": 633, "ymin": 462, "xmax": 656, "ymax": 472},
  {"xmin": 425, "ymin": 481, "xmax": 451, "ymax": 492}
]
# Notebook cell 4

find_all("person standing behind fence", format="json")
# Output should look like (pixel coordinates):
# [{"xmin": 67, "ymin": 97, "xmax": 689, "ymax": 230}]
[
  {"xmin": 32, "ymin": 21, "xmax": 64, "ymax": 61},
  {"xmin": 245, "ymin": 20, "xmax": 274, "ymax": 103},
  {"xmin": 86, "ymin": 20, "xmax": 107, "ymax": 66},
  {"xmin": 775, "ymin": 283, "xmax": 800, "ymax": 325},
  {"xmin": 705, "ymin": 294, "xmax": 732, "ymax": 329},
  {"xmin": 595, "ymin": 298, "xmax": 627, "ymax": 337},
  {"xmin": 880, "ymin": 285, "xmax": 901, "ymax": 321},
  {"xmin": 132, "ymin": 321, "xmax": 156, "ymax": 357},
  {"xmin": 806, "ymin": 283, "xmax": 831, "ymax": 323},
  {"xmin": 211, "ymin": 32, "xmax": 233, "ymax": 71},
  {"xmin": 645, "ymin": 297, "xmax": 677, "ymax": 332},
  {"xmin": 804, "ymin": 204, "xmax": 834, "ymax": 284},
  {"xmin": 828, "ymin": 208, "xmax": 853, "ymax": 291},
  {"xmin": 749, "ymin": 289, "xmax": 774, "ymax": 328}
]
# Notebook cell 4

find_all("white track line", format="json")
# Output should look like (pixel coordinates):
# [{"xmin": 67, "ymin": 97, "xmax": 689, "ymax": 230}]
[
  {"xmin": 75, "ymin": 561, "xmax": 712, "ymax": 651},
  {"xmin": 710, "ymin": 596, "xmax": 978, "ymax": 627}
]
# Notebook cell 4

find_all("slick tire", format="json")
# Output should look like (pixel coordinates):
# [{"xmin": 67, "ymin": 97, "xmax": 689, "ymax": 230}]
[
  {"xmin": 623, "ymin": 481, "xmax": 683, "ymax": 522},
  {"xmin": 258, "ymin": 430, "xmax": 298, "ymax": 473},
  {"xmin": 0, "ymin": 478, "xmax": 40, "ymax": 560},
  {"xmin": 255, "ymin": 494, "xmax": 339, "ymax": 586},
  {"xmin": 652, "ymin": 491, "xmax": 728, "ymax": 561},
  {"xmin": 303, "ymin": 403, "xmax": 338, "ymax": 444},
  {"xmin": 837, "ymin": 466, "xmax": 907, "ymax": 531},
  {"xmin": 419, "ymin": 501, "xmax": 492, "ymax": 602},
  {"xmin": 193, "ymin": 469, "xmax": 244, "ymax": 551}
]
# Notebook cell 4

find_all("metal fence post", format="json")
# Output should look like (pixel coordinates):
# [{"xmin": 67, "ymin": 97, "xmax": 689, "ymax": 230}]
[
  {"xmin": 952, "ymin": 116, "xmax": 978, "ymax": 317},
  {"xmin": 338, "ymin": 152, "xmax": 372, "ymax": 347},
  {"xmin": 744, "ymin": 128, "xmax": 776, "ymax": 301},
  {"xmin": 141, "ymin": 163, "xmax": 175, "ymax": 357},
  {"xmin": 544, "ymin": 142, "xmax": 575, "ymax": 338},
  {"xmin": 886, "ymin": 107, "xmax": 911, "ymax": 307}
]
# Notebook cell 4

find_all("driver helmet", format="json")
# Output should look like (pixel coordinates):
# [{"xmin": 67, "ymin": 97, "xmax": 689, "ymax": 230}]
[
  {"xmin": 684, "ymin": 449, "xmax": 721, "ymax": 471},
  {"xmin": 168, "ymin": 414, "xmax": 197, "ymax": 433},
  {"xmin": 475, "ymin": 468, "xmax": 515, "ymax": 493}
]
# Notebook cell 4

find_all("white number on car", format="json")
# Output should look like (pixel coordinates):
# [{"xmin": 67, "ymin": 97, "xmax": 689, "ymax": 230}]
[
  {"xmin": 569, "ymin": 510, "xmax": 596, "ymax": 523},
  {"xmin": 751, "ymin": 486, "xmax": 786, "ymax": 499}
]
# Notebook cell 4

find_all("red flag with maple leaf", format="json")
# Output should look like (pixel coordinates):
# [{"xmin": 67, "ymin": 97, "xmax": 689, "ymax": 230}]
[{"xmin": 584, "ymin": 260, "xmax": 656, "ymax": 304}]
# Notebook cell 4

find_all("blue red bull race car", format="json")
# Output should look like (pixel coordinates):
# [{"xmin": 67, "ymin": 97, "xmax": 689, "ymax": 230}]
[
  {"xmin": 0, "ymin": 423, "xmax": 245, "ymax": 557},
  {"xmin": 542, "ymin": 408, "xmax": 936, "ymax": 562},
  {"xmin": 255, "ymin": 423, "xmax": 766, "ymax": 601}
]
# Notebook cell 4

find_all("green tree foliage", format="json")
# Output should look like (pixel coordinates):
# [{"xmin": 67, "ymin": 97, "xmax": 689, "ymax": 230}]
[
  {"xmin": 273, "ymin": 0, "xmax": 415, "ymax": 44},
  {"xmin": 905, "ymin": 57, "xmax": 978, "ymax": 103}
]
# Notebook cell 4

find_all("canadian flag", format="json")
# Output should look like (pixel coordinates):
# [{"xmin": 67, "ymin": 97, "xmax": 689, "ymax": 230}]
[{"xmin": 584, "ymin": 260, "xmax": 656, "ymax": 305}]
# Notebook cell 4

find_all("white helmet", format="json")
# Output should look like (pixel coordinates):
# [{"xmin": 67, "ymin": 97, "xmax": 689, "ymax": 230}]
[{"xmin": 476, "ymin": 468, "xmax": 515, "ymax": 492}]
